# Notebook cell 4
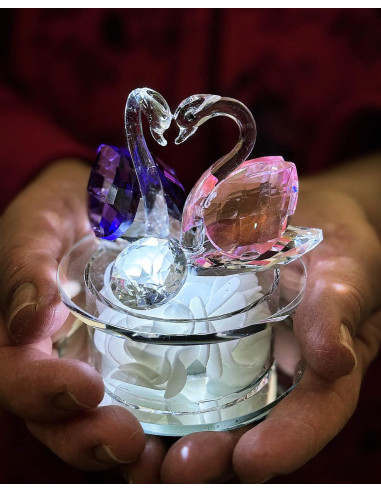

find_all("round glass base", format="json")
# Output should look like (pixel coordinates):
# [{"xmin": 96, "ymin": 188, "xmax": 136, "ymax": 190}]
[
  {"xmin": 102, "ymin": 363, "xmax": 302, "ymax": 436},
  {"xmin": 57, "ymin": 320, "xmax": 304, "ymax": 437}
]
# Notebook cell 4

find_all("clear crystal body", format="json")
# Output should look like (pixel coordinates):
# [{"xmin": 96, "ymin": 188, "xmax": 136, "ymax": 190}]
[
  {"xmin": 125, "ymin": 88, "xmax": 172, "ymax": 238},
  {"xmin": 110, "ymin": 237, "xmax": 188, "ymax": 309}
]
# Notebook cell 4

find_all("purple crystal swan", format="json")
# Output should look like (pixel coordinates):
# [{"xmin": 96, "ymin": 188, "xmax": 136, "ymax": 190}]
[{"xmin": 88, "ymin": 89, "xmax": 185, "ymax": 240}]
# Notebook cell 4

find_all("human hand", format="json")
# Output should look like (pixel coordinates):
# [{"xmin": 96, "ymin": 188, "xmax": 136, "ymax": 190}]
[
  {"xmin": 2, "ymin": 160, "xmax": 379, "ymax": 483},
  {"xmin": 156, "ymin": 183, "xmax": 381, "ymax": 483},
  {"xmin": 0, "ymin": 160, "xmax": 165, "ymax": 481}
]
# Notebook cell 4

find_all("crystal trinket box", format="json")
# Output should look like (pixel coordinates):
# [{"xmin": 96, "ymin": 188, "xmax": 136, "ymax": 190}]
[{"xmin": 58, "ymin": 88, "xmax": 322, "ymax": 436}]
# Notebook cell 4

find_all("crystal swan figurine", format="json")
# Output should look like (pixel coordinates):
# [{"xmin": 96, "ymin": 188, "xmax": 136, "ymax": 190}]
[
  {"xmin": 87, "ymin": 89, "xmax": 322, "ymax": 311},
  {"xmin": 87, "ymin": 88, "xmax": 186, "ymax": 240},
  {"xmin": 174, "ymin": 94, "xmax": 322, "ymax": 271}
]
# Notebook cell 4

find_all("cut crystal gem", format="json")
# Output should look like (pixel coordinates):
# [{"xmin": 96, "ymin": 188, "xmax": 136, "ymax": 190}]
[
  {"xmin": 110, "ymin": 237, "xmax": 188, "ymax": 310},
  {"xmin": 88, "ymin": 145, "xmax": 186, "ymax": 240},
  {"xmin": 203, "ymin": 157, "xmax": 298, "ymax": 259}
]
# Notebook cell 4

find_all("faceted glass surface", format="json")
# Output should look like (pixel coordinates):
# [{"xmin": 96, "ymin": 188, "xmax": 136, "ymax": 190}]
[
  {"xmin": 88, "ymin": 145, "xmax": 140, "ymax": 240},
  {"xmin": 191, "ymin": 225, "xmax": 323, "ymax": 271},
  {"xmin": 203, "ymin": 157, "xmax": 298, "ymax": 258},
  {"xmin": 110, "ymin": 237, "xmax": 188, "ymax": 309},
  {"xmin": 88, "ymin": 145, "xmax": 186, "ymax": 241}
]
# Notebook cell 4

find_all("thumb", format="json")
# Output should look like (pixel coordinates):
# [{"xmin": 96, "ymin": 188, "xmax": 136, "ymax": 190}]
[
  {"xmin": 293, "ymin": 254, "xmax": 379, "ymax": 379},
  {"xmin": 0, "ymin": 160, "xmax": 90, "ymax": 344}
]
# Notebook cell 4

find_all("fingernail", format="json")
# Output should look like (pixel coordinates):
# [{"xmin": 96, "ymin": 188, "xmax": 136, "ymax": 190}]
[
  {"xmin": 92, "ymin": 444, "xmax": 133, "ymax": 465},
  {"xmin": 340, "ymin": 323, "xmax": 357, "ymax": 369},
  {"xmin": 8, "ymin": 282, "xmax": 38, "ymax": 330},
  {"xmin": 52, "ymin": 391, "xmax": 91, "ymax": 412}
]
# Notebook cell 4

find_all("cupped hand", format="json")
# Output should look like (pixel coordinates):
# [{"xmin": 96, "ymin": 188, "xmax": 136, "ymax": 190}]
[
  {"xmin": 0, "ymin": 160, "xmax": 158, "ymax": 480},
  {"xmin": 159, "ymin": 184, "xmax": 381, "ymax": 483}
]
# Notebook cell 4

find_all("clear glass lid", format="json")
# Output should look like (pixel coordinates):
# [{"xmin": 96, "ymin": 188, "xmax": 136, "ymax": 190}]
[{"xmin": 58, "ymin": 234, "xmax": 307, "ymax": 344}]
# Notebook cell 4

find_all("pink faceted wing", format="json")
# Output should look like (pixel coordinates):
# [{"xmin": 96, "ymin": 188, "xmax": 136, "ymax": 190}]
[{"xmin": 203, "ymin": 157, "xmax": 298, "ymax": 259}]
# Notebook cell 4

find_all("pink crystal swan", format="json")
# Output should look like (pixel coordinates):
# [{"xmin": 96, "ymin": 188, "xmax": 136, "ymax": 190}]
[{"xmin": 174, "ymin": 94, "xmax": 322, "ymax": 270}]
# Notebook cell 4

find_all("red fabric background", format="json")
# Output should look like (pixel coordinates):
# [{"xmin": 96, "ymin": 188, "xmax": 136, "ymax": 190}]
[{"xmin": 1, "ymin": 9, "xmax": 381, "ymax": 210}]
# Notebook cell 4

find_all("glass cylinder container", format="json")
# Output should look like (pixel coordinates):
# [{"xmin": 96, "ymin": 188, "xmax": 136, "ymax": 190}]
[{"xmin": 58, "ymin": 234, "xmax": 306, "ymax": 436}]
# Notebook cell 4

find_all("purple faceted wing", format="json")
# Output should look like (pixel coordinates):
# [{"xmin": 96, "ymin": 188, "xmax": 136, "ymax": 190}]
[
  {"xmin": 88, "ymin": 145, "xmax": 140, "ymax": 240},
  {"xmin": 88, "ymin": 145, "xmax": 186, "ymax": 240}
]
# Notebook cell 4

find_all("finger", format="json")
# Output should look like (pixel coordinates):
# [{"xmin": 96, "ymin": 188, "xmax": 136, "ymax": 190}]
[
  {"xmin": 233, "ymin": 314, "xmax": 381, "ymax": 483},
  {"xmin": 293, "ymin": 251, "xmax": 379, "ymax": 379},
  {"xmin": 161, "ymin": 428, "xmax": 247, "ymax": 483},
  {"xmin": 26, "ymin": 406, "xmax": 146, "ymax": 471},
  {"xmin": 233, "ymin": 370, "xmax": 358, "ymax": 483},
  {"xmin": 0, "ymin": 160, "xmax": 90, "ymax": 344},
  {"xmin": 0, "ymin": 345, "xmax": 104, "ymax": 421},
  {"xmin": 118, "ymin": 435, "xmax": 168, "ymax": 483},
  {"xmin": 290, "ymin": 187, "xmax": 381, "ymax": 379}
]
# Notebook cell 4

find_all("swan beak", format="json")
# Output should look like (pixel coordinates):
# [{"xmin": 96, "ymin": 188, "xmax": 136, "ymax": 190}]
[
  {"xmin": 150, "ymin": 128, "xmax": 167, "ymax": 146},
  {"xmin": 175, "ymin": 126, "xmax": 198, "ymax": 145}
]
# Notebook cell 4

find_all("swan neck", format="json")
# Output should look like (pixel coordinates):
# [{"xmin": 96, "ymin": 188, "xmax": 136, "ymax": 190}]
[
  {"xmin": 180, "ymin": 97, "xmax": 256, "ymax": 251},
  {"xmin": 125, "ymin": 90, "xmax": 169, "ymax": 238},
  {"xmin": 209, "ymin": 98, "xmax": 256, "ymax": 181}
]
